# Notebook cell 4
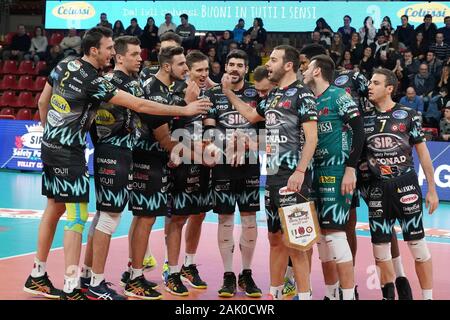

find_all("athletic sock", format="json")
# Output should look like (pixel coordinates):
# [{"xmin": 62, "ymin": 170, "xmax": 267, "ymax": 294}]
[{"xmin": 31, "ymin": 257, "xmax": 46, "ymax": 278}]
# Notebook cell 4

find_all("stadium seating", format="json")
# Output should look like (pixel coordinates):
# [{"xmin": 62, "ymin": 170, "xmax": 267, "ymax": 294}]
[
  {"xmin": 49, "ymin": 32, "xmax": 64, "ymax": 46},
  {"xmin": 17, "ymin": 75, "xmax": 34, "ymax": 91},
  {"xmin": 32, "ymin": 109, "xmax": 40, "ymax": 121},
  {"xmin": 0, "ymin": 107, "xmax": 14, "ymax": 116},
  {"xmin": 0, "ymin": 60, "xmax": 18, "ymax": 75},
  {"xmin": 15, "ymin": 91, "xmax": 34, "ymax": 108},
  {"xmin": 0, "ymin": 114, "xmax": 15, "ymax": 120},
  {"xmin": 0, "ymin": 91, "xmax": 16, "ymax": 107},
  {"xmin": 32, "ymin": 61, "xmax": 47, "ymax": 76},
  {"xmin": 32, "ymin": 93, "xmax": 41, "ymax": 108},
  {"xmin": 15, "ymin": 108, "xmax": 32, "ymax": 120},
  {"xmin": 4, "ymin": 32, "xmax": 16, "ymax": 46},
  {"xmin": 17, "ymin": 61, "xmax": 34, "ymax": 75},
  {"xmin": 0, "ymin": 75, "xmax": 18, "ymax": 91},
  {"xmin": 32, "ymin": 76, "xmax": 47, "ymax": 92}
]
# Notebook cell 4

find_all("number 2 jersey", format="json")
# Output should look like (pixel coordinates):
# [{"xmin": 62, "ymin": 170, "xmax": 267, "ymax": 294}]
[
  {"xmin": 42, "ymin": 57, "xmax": 118, "ymax": 166},
  {"xmin": 363, "ymin": 103, "xmax": 426, "ymax": 180},
  {"xmin": 255, "ymin": 80, "xmax": 318, "ymax": 185}
]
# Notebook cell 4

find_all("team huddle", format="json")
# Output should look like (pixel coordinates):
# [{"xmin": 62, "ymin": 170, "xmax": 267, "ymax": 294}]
[{"xmin": 22, "ymin": 26, "xmax": 439, "ymax": 301}]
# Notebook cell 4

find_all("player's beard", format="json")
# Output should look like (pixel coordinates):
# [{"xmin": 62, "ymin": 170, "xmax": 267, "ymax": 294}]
[
  {"xmin": 170, "ymin": 67, "xmax": 186, "ymax": 82},
  {"xmin": 269, "ymin": 67, "xmax": 284, "ymax": 83},
  {"xmin": 228, "ymin": 71, "xmax": 244, "ymax": 84}
]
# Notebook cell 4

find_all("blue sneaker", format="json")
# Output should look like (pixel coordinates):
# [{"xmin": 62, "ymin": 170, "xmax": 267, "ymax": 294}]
[
  {"xmin": 86, "ymin": 280, "xmax": 126, "ymax": 300},
  {"xmin": 80, "ymin": 276, "xmax": 90, "ymax": 293},
  {"xmin": 161, "ymin": 261, "xmax": 169, "ymax": 282}
]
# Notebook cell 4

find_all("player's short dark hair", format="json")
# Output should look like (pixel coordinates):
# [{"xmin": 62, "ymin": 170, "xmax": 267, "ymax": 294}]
[
  {"xmin": 401, "ymin": 15, "xmax": 409, "ymax": 20},
  {"xmin": 253, "ymin": 66, "xmax": 269, "ymax": 82},
  {"xmin": 226, "ymin": 49, "xmax": 249, "ymax": 66},
  {"xmin": 159, "ymin": 32, "xmax": 182, "ymax": 45},
  {"xmin": 373, "ymin": 68, "xmax": 398, "ymax": 96},
  {"xmin": 81, "ymin": 26, "xmax": 113, "ymax": 56},
  {"xmin": 158, "ymin": 46, "xmax": 184, "ymax": 66},
  {"xmin": 299, "ymin": 43, "xmax": 327, "ymax": 60},
  {"xmin": 274, "ymin": 45, "xmax": 300, "ymax": 72},
  {"xmin": 424, "ymin": 14, "xmax": 432, "ymax": 20},
  {"xmin": 180, "ymin": 13, "xmax": 188, "ymax": 20},
  {"xmin": 186, "ymin": 50, "xmax": 208, "ymax": 69},
  {"xmin": 131, "ymin": 18, "xmax": 137, "ymax": 23},
  {"xmin": 310, "ymin": 54, "xmax": 335, "ymax": 83},
  {"xmin": 114, "ymin": 36, "xmax": 141, "ymax": 56}
]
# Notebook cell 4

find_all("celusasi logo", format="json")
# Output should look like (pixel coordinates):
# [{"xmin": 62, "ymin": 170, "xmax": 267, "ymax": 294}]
[
  {"xmin": 52, "ymin": 1, "xmax": 96, "ymax": 20},
  {"xmin": 397, "ymin": 2, "xmax": 449, "ymax": 23}
]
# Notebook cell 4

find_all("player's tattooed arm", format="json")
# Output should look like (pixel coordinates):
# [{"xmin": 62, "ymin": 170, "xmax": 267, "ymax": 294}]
[{"xmin": 415, "ymin": 142, "xmax": 439, "ymax": 214}]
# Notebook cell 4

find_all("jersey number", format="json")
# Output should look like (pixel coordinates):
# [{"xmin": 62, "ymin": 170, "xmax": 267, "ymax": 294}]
[
  {"xmin": 60, "ymin": 71, "xmax": 70, "ymax": 87},
  {"xmin": 379, "ymin": 119, "xmax": 386, "ymax": 132}
]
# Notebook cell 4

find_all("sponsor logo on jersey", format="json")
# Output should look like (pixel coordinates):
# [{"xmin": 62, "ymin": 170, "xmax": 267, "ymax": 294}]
[
  {"xmin": 319, "ymin": 176, "xmax": 335, "ymax": 184},
  {"xmin": 400, "ymin": 194, "xmax": 419, "ymax": 204},
  {"xmin": 391, "ymin": 124, "xmax": 399, "ymax": 132},
  {"xmin": 369, "ymin": 201, "xmax": 382, "ymax": 208},
  {"xmin": 244, "ymin": 88, "xmax": 257, "ymax": 97},
  {"xmin": 368, "ymin": 133, "xmax": 402, "ymax": 152},
  {"xmin": 279, "ymin": 186, "xmax": 295, "ymax": 195},
  {"xmin": 399, "ymin": 123, "xmax": 407, "ymax": 132},
  {"xmin": 380, "ymin": 165, "xmax": 393, "ymax": 175},
  {"xmin": 51, "ymin": 94, "xmax": 71, "ymax": 113},
  {"xmin": 392, "ymin": 110, "xmax": 408, "ymax": 120},
  {"xmin": 47, "ymin": 110, "xmax": 64, "ymax": 127},
  {"xmin": 334, "ymin": 75, "xmax": 349, "ymax": 86},
  {"xmin": 285, "ymin": 88, "xmax": 298, "ymax": 97},
  {"xmin": 96, "ymin": 109, "xmax": 116, "ymax": 126},
  {"xmin": 403, "ymin": 203, "xmax": 421, "ymax": 214},
  {"xmin": 315, "ymin": 148, "xmax": 329, "ymax": 157},
  {"xmin": 359, "ymin": 161, "xmax": 368, "ymax": 171},
  {"xmin": 319, "ymin": 107, "xmax": 329, "ymax": 116},
  {"xmin": 67, "ymin": 60, "xmax": 81, "ymax": 72},
  {"xmin": 190, "ymin": 166, "xmax": 200, "ymax": 175},
  {"xmin": 278, "ymin": 100, "xmax": 292, "ymax": 109},
  {"xmin": 265, "ymin": 110, "xmax": 286, "ymax": 128},
  {"xmin": 371, "ymin": 209, "xmax": 384, "ymax": 218},
  {"xmin": 370, "ymin": 187, "xmax": 382, "ymax": 199},
  {"xmin": 318, "ymin": 121, "xmax": 333, "ymax": 133},
  {"xmin": 397, "ymin": 185, "xmax": 416, "ymax": 193}
]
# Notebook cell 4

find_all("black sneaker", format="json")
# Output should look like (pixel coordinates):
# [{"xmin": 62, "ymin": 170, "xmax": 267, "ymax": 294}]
[
  {"xmin": 23, "ymin": 273, "xmax": 61, "ymax": 299},
  {"xmin": 238, "ymin": 269, "xmax": 262, "ymax": 298},
  {"xmin": 80, "ymin": 276, "xmax": 90, "ymax": 293},
  {"xmin": 218, "ymin": 272, "xmax": 237, "ymax": 298},
  {"xmin": 165, "ymin": 273, "xmax": 189, "ymax": 296},
  {"xmin": 60, "ymin": 288, "xmax": 88, "ymax": 300},
  {"xmin": 354, "ymin": 285, "xmax": 359, "ymax": 300},
  {"xmin": 395, "ymin": 277, "xmax": 413, "ymax": 300},
  {"xmin": 124, "ymin": 275, "xmax": 162, "ymax": 300},
  {"xmin": 382, "ymin": 282, "xmax": 396, "ymax": 300},
  {"xmin": 120, "ymin": 271, "xmax": 158, "ymax": 289},
  {"xmin": 87, "ymin": 280, "xmax": 126, "ymax": 300},
  {"xmin": 181, "ymin": 264, "xmax": 207, "ymax": 289}
]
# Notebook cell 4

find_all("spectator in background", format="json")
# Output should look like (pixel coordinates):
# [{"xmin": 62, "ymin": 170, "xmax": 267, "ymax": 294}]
[
  {"xmin": 339, "ymin": 50, "xmax": 354, "ymax": 70},
  {"xmin": 221, "ymin": 41, "xmax": 239, "ymax": 64},
  {"xmin": 348, "ymin": 32, "xmax": 363, "ymax": 65},
  {"xmin": 59, "ymin": 28, "xmax": 81, "ymax": 56},
  {"xmin": 148, "ymin": 42, "xmax": 161, "ymax": 64},
  {"xmin": 359, "ymin": 16, "xmax": 376, "ymax": 47},
  {"xmin": 370, "ymin": 32, "xmax": 388, "ymax": 63},
  {"xmin": 176, "ymin": 13, "xmax": 196, "ymax": 50},
  {"xmin": 314, "ymin": 17, "xmax": 333, "ymax": 47},
  {"xmin": 410, "ymin": 32, "xmax": 428, "ymax": 60},
  {"xmin": 425, "ymin": 51, "xmax": 443, "ymax": 83},
  {"xmin": 437, "ymin": 16, "xmax": 450, "ymax": 46},
  {"xmin": 112, "ymin": 20, "xmax": 125, "ymax": 39},
  {"xmin": 329, "ymin": 32, "xmax": 345, "ymax": 65},
  {"xmin": 97, "ymin": 13, "xmax": 112, "ymax": 29},
  {"xmin": 209, "ymin": 61, "xmax": 223, "ymax": 83},
  {"xmin": 310, "ymin": 31, "xmax": 329, "ymax": 49},
  {"xmin": 400, "ymin": 87, "xmax": 424, "ymax": 113},
  {"xmin": 412, "ymin": 63, "xmax": 435, "ymax": 98},
  {"xmin": 158, "ymin": 13, "xmax": 177, "ymax": 36},
  {"xmin": 415, "ymin": 14, "xmax": 437, "ymax": 47},
  {"xmin": 439, "ymin": 104, "xmax": 450, "ymax": 141},
  {"xmin": 395, "ymin": 15, "xmax": 415, "ymax": 48},
  {"xmin": 207, "ymin": 47, "xmax": 219, "ymax": 66},
  {"xmin": 126, "ymin": 18, "xmax": 143, "ymax": 37},
  {"xmin": 25, "ymin": 26, "xmax": 48, "ymax": 62},
  {"xmin": 140, "ymin": 17, "xmax": 159, "ymax": 50},
  {"xmin": 218, "ymin": 30, "xmax": 233, "ymax": 59},
  {"xmin": 204, "ymin": 32, "xmax": 218, "ymax": 51},
  {"xmin": 2, "ymin": 24, "xmax": 31, "ymax": 61},
  {"xmin": 233, "ymin": 18, "xmax": 246, "ymax": 43},
  {"xmin": 45, "ymin": 44, "xmax": 64, "ymax": 75},
  {"xmin": 429, "ymin": 32, "xmax": 450, "ymax": 62},
  {"xmin": 359, "ymin": 46, "xmax": 375, "ymax": 78},
  {"xmin": 338, "ymin": 15, "xmax": 356, "ymax": 47},
  {"xmin": 238, "ymin": 33, "xmax": 260, "ymax": 73},
  {"xmin": 379, "ymin": 16, "xmax": 394, "ymax": 38},
  {"xmin": 247, "ymin": 17, "xmax": 267, "ymax": 50},
  {"xmin": 401, "ymin": 49, "xmax": 420, "ymax": 85},
  {"xmin": 436, "ymin": 64, "xmax": 450, "ymax": 93}
]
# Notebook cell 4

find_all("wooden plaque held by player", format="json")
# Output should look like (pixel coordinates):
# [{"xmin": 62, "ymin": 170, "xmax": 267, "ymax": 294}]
[{"xmin": 279, "ymin": 200, "xmax": 320, "ymax": 251}]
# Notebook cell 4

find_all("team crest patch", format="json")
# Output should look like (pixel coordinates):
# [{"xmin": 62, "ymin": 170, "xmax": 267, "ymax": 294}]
[
  {"xmin": 334, "ymin": 75, "xmax": 349, "ymax": 86},
  {"xmin": 285, "ymin": 88, "xmax": 297, "ymax": 97}
]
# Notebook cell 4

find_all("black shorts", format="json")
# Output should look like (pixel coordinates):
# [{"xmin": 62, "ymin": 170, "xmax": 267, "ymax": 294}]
[
  {"xmin": 94, "ymin": 144, "xmax": 133, "ymax": 213},
  {"xmin": 350, "ymin": 191, "xmax": 360, "ymax": 209},
  {"xmin": 212, "ymin": 176, "xmax": 260, "ymax": 215},
  {"xmin": 170, "ymin": 164, "xmax": 212, "ymax": 216},
  {"xmin": 130, "ymin": 151, "xmax": 170, "ymax": 217},
  {"xmin": 265, "ymin": 172, "xmax": 312, "ymax": 234},
  {"xmin": 42, "ymin": 164, "xmax": 90, "ymax": 203},
  {"xmin": 367, "ymin": 171, "xmax": 425, "ymax": 243}
]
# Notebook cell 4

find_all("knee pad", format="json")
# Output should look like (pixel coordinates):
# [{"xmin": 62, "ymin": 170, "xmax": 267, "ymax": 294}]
[
  {"xmin": 372, "ymin": 242, "xmax": 392, "ymax": 262},
  {"xmin": 64, "ymin": 203, "xmax": 89, "ymax": 234},
  {"xmin": 317, "ymin": 234, "xmax": 333, "ymax": 263},
  {"xmin": 240, "ymin": 215, "xmax": 257, "ymax": 249},
  {"xmin": 325, "ymin": 232, "xmax": 353, "ymax": 264},
  {"xmin": 95, "ymin": 211, "xmax": 122, "ymax": 235},
  {"xmin": 407, "ymin": 239, "xmax": 431, "ymax": 262},
  {"xmin": 218, "ymin": 215, "xmax": 235, "ymax": 249},
  {"xmin": 88, "ymin": 211, "xmax": 100, "ymax": 237}
]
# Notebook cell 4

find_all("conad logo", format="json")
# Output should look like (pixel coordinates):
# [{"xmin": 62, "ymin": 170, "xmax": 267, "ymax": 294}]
[
  {"xmin": 52, "ymin": 1, "xmax": 95, "ymax": 20},
  {"xmin": 96, "ymin": 109, "xmax": 115, "ymax": 126},
  {"xmin": 51, "ymin": 94, "xmax": 71, "ymax": 113},
  {"xmin": 397, "ymin": 2, "xmax": 449, "ymax": 23}
]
